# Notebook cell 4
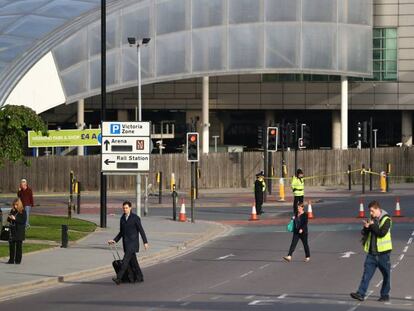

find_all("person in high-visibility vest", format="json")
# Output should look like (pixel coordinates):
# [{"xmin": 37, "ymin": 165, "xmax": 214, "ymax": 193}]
[
  {"xmin": 291, "ymin": 169, "xmax": 304, "ymax": 215},
  {"xmin": 351, "ymin": 201, "xmax": 392, "ymax": 302},
  {"xmin": 254, "ymin": 171, "xmax": 266, "ymax": 215}
]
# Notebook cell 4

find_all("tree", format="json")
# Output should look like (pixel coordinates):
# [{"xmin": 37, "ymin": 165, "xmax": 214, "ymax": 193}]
[{"xmin": 0, "ymin": 105, "xmax": 47, "ymax": 166}]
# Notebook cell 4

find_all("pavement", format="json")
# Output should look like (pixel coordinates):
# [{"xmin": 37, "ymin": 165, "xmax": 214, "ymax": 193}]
[{"xmin": 0, "ymin": 214, "xmax": 231, "ymax": 301}]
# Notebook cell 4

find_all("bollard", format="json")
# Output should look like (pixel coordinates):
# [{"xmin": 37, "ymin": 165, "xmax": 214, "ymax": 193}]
[
  {"xmin": 278, "ymin": 178, "xmax": 285, "ymax": 201},
  {"xmin": 0, "ymin": 208, "xmax": 3, "ymax": 231},
  {"xmin": 361, "ymin": 164, "xmax": 366, "ymax": 194},
  {"xmin": 172, "ymin": 185, "xmax": 177, "ymax": 221},
  {"xmin": 170, "ymin": 173, "xmax": 175, "ymax": 192},
  {"xmin": 61, "ymin": 225, "xmax": 68, "ymax": 248},
  {"xmin": 76, "ymin": 182, "xmax": 81, "ymax": 214},
  {"xmin": 158, "ymin": 171, "xmax": 162, "ymax": 204},
  {"xmin": 386, "ymin": 163, "xmax": 391, "ymax": 192},
  {"xmin": 380, "ymin": 172, "xmax": 386, "ymax": 193},
  {"xmin": 348, "ymin": 164, "xmax": 352, "ymax": 191}
]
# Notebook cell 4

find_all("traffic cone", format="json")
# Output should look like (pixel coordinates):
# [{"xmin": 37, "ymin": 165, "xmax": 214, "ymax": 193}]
[
  {"xmin": 307, "ymin": 201, "xmax": 314, "ymax": 219},
  {"xmin": 394, "ymin": 197, "xmax": 403, "ymax": 217},
  {"xmin": 249, "ymin": 204, "xmax": 259, "ymax": 221},
  {"xmin": 179, "ymin": 198, "xmax": 187, "ymax": 222},
  {"xmin": 358, "ymin": 198, "xmax": 365, "ymax": 218}
]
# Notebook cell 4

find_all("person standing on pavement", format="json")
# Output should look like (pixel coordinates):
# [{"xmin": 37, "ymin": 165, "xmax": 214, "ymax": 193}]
[
  {"xmin": 108, "ymin": 201, "xmax": 149, "ymax": 285},
  {"xmin": 17, "ymin": 179, "xmax": 34, "ymax": 227},
  {"xmin": 7, "ymin": 198, "xmax": 27, "ymax": 264},
  {"xmin": 291, "ymin": 169, "xmax": 304, "ymax": 215},
  {"xmin": 283, "ymin": 202, "xmax": 310, "ymax": 262},
  {"xmin": 351, "ymin": 201, "xmax": 392, "ymax": 302},
  {"xmin": 254, "ymin": 171, "xmax": 266, "ymax": 215}
]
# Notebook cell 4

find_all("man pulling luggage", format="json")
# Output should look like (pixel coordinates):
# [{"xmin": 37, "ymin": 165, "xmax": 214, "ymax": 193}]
[{"xmin": 108, "ymin": 201, "xmax": 149, "ymax": 285}]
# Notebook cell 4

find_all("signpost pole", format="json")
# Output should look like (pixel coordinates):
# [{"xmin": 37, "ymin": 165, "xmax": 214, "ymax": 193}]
[{"xmin": 136, "ymin": 44, "xmax": 142, "ymax": 217}]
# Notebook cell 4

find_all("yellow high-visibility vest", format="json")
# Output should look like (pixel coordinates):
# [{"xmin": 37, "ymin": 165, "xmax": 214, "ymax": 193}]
[
  {"xmin": 364, "ymin": 215, "xmax": 392, "ymax": 253},
  {"xmin": 291, "ymin": 176, "xmax": 304, "ymax": 196}
]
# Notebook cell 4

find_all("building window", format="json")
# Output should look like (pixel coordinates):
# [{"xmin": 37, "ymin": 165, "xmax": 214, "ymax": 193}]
[
  {"xmin": 262, "ymin": 28, "xmax": 398, "ymax": 82},
  {"xmin": 373, "ymin": 28, "xmax": 397, "ymax": 81}
]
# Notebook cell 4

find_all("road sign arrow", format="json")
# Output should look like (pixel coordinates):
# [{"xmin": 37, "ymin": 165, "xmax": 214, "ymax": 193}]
[
  {"xmin": 104, "ymin": 140, "xmax": 110, "ymax": 151},
  {"xmin": 341, "ymin": 251, "xmax": 356, "ymax": 258},
  {"xmin": 104, "ymin": 159, "xmax": 115, "ymax": 165}
]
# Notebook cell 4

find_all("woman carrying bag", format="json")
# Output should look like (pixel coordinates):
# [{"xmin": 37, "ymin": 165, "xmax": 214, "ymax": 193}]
[
  {"xmin": 7, "ymin": 198, "xmax": 27, "ymax": 264},
  {"xmin": 283, "ymin": 202, "xmax": 310, "ymax": 263}
]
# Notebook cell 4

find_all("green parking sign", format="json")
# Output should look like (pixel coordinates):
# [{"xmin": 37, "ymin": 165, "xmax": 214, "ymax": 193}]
[{"xmin": 28, "ymin": 129, "xmax": 101, "ymax": 148}]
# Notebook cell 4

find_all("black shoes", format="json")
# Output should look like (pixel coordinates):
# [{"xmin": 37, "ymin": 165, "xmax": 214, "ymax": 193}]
[
  {"xmin": 350, "ymin": 292, "xmax": 364, "ymax": 301},
  {"xmin": 112, "ymin": 277, "xmax": 121, "ymax": 285},
  {"xmin": 6, "ymin": 261, "xmax": 14, "ymax": 264},
  {"xmin": 378, "ymin": 296, "xmax": 390, "ymax": 302}
]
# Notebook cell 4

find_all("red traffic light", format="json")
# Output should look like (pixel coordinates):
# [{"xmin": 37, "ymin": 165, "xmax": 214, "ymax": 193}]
[
  {"xmin": 270, "ymin": 129, "xmax": 276, "ymax": 136},
  {"xmin": 189, "ymin": 135, "xmax": 197, "ymax": 142}
]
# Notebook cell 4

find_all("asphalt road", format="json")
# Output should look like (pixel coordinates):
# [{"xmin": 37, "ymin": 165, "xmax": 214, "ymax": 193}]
[{"xmin": 1, "ymin": 222, "xmax": 413, "ymax": 310}]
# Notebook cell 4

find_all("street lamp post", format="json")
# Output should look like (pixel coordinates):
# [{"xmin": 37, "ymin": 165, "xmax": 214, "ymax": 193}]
[{"xmin": 128, "ymin": 37, "xmax": 151, "ymax": 217}]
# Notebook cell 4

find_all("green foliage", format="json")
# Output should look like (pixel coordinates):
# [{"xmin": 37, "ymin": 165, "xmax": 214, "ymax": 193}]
[
  {"xmin": 0, "ymin": 105, "xmax": 47, "ymax": 166},
  {"xmin": 0, "ymin": 243, "xmax": 54, "ymax": 258}
]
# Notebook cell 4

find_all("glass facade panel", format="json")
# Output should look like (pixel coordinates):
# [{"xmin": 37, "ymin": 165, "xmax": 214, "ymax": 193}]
[
  {"xmin": 156, "ymin": 32, "xmax": 190, "ymax": 76},
  {"xmin": 192, "ymin": 0, "xmax": 224, "ymax": 28},
  {"xmin": 229, "ymin": 24, "xmax": 263, "ymax": 69},
  {"xmin": 265, "ymin": 0, "xmax": 299, "ymax": 22},
  {"xmin": 303, "ymin": 0, "xmax": 336, "ymax": 23},
  {"xmin": 339, "ymin": 0, "xmax": 371, "ymax": 26},
  {"xmin": 4, "ymin": 15, "xmax": 66, "ymax": 39},
  {"xmin": 265, "ymin": 24, "xmax": 300, "ymax": 68},
  {"xmin": 157, "ymin": 0, "xmax": 188, "ymax": 35},
  {"xmin": 229, "ymin": 0, "xmax": 263, "ymax": 24},
  {"xmin": 192, "ymin": 27, "xmax": 226, "ymax": 72},
  {"xmin": 121, "ymin": 5, "xmax": 151, "ymax": 45}
]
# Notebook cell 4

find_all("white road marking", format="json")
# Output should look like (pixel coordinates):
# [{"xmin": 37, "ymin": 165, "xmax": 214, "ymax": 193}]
[
  {"xmin": 375, "ymin": 280, "xmax": 383, "ymax": 288},
  {"xmin": 392, "ymin": 262, "xmax": 399, "ymax": 269},
  {"xmin": 399, "ymin": 254, "xmax": 405, "ymax": 261},
  {"xmin": 248, "ymin": 300, "xmax": 276, "ymax": 306},
  {"xmin": 411, "ymin": 231, "xmax": 414, "ymax": 236},
  {"xmin": 405, "ymin": 296, "xmax": 412, "ymax": 300},
  {"xmin": 347, "ymin": 290, "xmax": 373, "ymax": 311},
  {"xmin": 341, "ymin": 251, "xmax": 356, "ymax": 258},
  {"xmin": 403, "ymin": 246, "xmax": 409, "ymax": 253},
  {"xmin": 208, "ymin": 280, "xmax": 230, "ymax": 289},
  {"xmin": 240, "ymin": 271, "xmax": 253, "ymax": 278},
  {"xmin": 259, "ymin": 263, "xmax": 270, "ymax": 269},
  {"xmin": 210, "ymin": 296, "xmax": 222, "ymax": 300},
  {"xmin": 277, "ymin": 294, "xmax": 288, "ymax": 299},
  {"xmin": 180, "ymin": 302, "xmax": 191, "ymax": 306},
  {"xmin": 408, "ymin": 238, "xmax": 413, "ymax": 245},
  {"xmin": 175, "ymin": 294, "xmax": 194, "ymax": 302},
  {"xmin": 245, "ymin": 295, "xmax": 255, "ymax": 299},
  {"xmin": 216, "ymin": 254, "xmax": 235, "ymax": 260}
]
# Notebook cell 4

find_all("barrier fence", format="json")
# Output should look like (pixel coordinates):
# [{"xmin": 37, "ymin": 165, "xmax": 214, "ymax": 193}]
[{"xmin": 0, "ymin": 147, "xmax": 413, "ymax": 193}]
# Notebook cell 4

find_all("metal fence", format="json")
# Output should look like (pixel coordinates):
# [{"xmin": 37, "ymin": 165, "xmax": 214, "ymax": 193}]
[{"xmin": 0, "ymin": 147, "xmax": 413, "ymax": 193}]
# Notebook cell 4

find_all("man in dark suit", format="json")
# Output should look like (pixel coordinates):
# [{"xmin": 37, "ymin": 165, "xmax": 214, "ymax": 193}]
[{"xmin": 108, "ymin": 201, "xmax": 149, "ymax": 285}]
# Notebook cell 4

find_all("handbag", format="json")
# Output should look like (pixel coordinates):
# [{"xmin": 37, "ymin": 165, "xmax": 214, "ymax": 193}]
[
  {"xmin": 0, "ymin": 225, "xmax": 11, "ymax": 241},
  {"xmin": 286, "ymin": 219, "xmax": 294, "ymax": 232}
]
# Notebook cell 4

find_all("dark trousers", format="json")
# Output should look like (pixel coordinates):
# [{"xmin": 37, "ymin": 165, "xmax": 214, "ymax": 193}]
[
  {"xmin": 9, "ymin": 241, "xmax": 23, "ymax": 263},
  {"xmin": 288, "ymin": 233, "xmax": 310, "ymax": 258},
  {"xmin": 293, "ymin": 196, "xmax": 304, "ymax": 215},
  {"xmin": 117, "ymin": 250, "xmax": 144, "ymax": 281},
  {"xmin": 255, "ymin": 199, "xmax": 263, "ymax": 214},
  {"xmin": 357, "ymin": 253, "xmax": 391, "ymax": 298}
]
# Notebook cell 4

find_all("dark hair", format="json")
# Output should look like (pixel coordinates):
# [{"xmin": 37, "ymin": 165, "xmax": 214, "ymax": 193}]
[
  {"xmin": 368, "ymin": 200, "xmax": 380, "ymax": 209},
  {"xmin": 297, "ymin": 202, "xmax": 304, "ymax": 208},
  {"xmin": 296, "ymin": 169, "xmax": 303, "ymax": 175},
  {"xmin": 122, "ymin": 201, "xmax": 132, "ymax": 207}
]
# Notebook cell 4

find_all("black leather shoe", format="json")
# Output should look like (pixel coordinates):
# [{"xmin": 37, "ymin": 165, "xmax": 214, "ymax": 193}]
[
  {"xmin": 6, "ymin": 261, "xmax": 14, "ymax": 264},
  {"xmin": 136, "ymin": 278, "xmax": 144, "ymax": 283},
  {"xmin": 112, "ymin": 277, "xmax": 121, "ymax": 285},
  {"xmin": 350, "ymin": 292, "xmax": 364, "ymax": 301},
  {"xmin": 378, "ymin": 296, "xmax": 389, "ymax": 302}
]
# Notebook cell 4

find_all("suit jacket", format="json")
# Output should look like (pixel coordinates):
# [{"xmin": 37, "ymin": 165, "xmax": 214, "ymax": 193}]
[
  {"xmin": 114, "ymin": 213, "xmax": 148, "ymax": 253},
  {"xmin": 7, "ymin": 210, "xmax": 27, "ymax": 241},
  {"xmin": 293, "ymin": 212, "xmax": 308, "ymax": 235}
]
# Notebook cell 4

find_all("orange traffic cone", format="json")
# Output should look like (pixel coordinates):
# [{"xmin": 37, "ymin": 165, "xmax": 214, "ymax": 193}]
[
  {"xmin": 394, "ymin": 197, "xmax": 403, "ymax": 217},
  {"xmin": 358, "ymin": 198, "xmax": 365, "ymax": 218},
  {"xmin": 179, "ymin": 198, "xmax": 187, "ymax": 222},
  {"xmin": 307, "ymin": 201, "xmax": 314, "ymax": 219},
  {"xmin": 249, "ymin": 204, "xmax": 259, "ymax": 221}
]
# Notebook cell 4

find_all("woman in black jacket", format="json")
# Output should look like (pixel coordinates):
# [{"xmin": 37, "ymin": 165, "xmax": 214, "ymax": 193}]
[
  {"xmin": 283, "ymin": 202, "xmax": 310, "ymax": 262},
  {"xmin": 7, "ymin": 198, "xmax": 27, "ymax": 264}
]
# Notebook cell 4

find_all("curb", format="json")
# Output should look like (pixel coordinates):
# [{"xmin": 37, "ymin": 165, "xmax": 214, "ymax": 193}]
[{"xmin": 0, "ymin": 220, "xmax": 232, "ymax": 302}]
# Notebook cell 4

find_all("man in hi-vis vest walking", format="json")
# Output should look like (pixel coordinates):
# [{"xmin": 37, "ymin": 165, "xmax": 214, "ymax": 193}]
[
  {"xmin": 291, "ymin": 169, "xmax": 304, "ymax": 215},
  {"xmin": 351, "ymin": 201, "xmax": 392, "ymax": 302}
]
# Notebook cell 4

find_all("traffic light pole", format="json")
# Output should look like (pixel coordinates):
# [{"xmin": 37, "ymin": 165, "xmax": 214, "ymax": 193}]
[
  {"xmin": 294, "ymin": 119, "xmax": 298, "ymax": 173},
  {"xmin": 263, "ymin": 125, "xmax": 268, "ymax": 202},
  {"xmin": 281, "ymin": 119, "xmax": 286, "ymax": 178},
  {"xmin": 369, "ymin": 116, "xmax": 373, "ymax": 191},
  {"xmin": 191, "ymin": 162, "xmax": 195, "ymax": 223}
]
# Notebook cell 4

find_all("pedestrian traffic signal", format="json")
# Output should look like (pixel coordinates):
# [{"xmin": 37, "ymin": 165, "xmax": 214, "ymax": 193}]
[
  {"xmin": 257, "ymin": 126, "xmax": 263, "ymax": 148},
  {"xmin": 357, "ymin": 122, "xmax": 362, "ymax": 140},
  {"xmin": 301, "ymin": 124, "xmax": 311, "ymax": 147},
  {"xmin": 186, "ymin": 132, "xmax": 199, "ymax": 162},
  {"xmin": 267, "ymin": 127, "xmax": 278, "ymax": 152}
]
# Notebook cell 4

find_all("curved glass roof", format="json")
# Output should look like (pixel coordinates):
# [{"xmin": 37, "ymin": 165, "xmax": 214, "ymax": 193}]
[{"xmin": 0, "ymin": 0, "xmax": 99, "ymax": 76}]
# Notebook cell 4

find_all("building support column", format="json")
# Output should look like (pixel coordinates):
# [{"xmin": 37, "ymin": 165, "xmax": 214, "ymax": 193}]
[
  {"xmin": 341, "ymin": 76, "xmax": 348, "ymax": 150},
  {"xmin": 332, "ymin": 110, "xmax": 341, "ymax": 149},
  {"xmin": 77, "ymin": 99, "xmax": 85, "ymax": 156},
  {"xmin": 202, "ymin": 76, "xmax": 210, "ymax": 154},
  {"xmin": 265, "ymin": 110, "xmax": 274, "ymax": 126},
  {"xmin": 117, "ymin": 110, "xmax": 129, "ymax": 121},
  {"xmin": 402, "ymin": 111, "xmax": 413, "ymax": 146}
]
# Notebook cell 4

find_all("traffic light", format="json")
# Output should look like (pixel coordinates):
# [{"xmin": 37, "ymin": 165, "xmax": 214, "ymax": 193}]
[
  {"xmin": 357, "ymin": 122, "xmax": 362, "ymax": 141},
  {"xmin": 186, "ymin": 132, "xmax": 199, "ymax": 162},
  {"xmin": 301, "ymin": 124, "xmax": 311, "ymax": 147},
  {"xmin": 286, "ymin": 123, "xmax": 295, "ymax": 147},
  {"xmin": 257, "ymin": 126, "xmax": 263, "ymax": 148},
  {"xmin": 267, "ymin": 127, "xmax": 278, "ymax": 152}
]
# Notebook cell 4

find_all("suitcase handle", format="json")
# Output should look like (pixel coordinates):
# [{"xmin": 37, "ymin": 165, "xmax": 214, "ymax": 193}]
[{"xmin": 109, "ymin": 243, "xmax": 121, "ymax": 261}]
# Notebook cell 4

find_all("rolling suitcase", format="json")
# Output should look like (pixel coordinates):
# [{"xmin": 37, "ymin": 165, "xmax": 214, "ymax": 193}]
[{"xmin": 110, "ymin": 244, "xmax": 136, "ymax": 283}]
